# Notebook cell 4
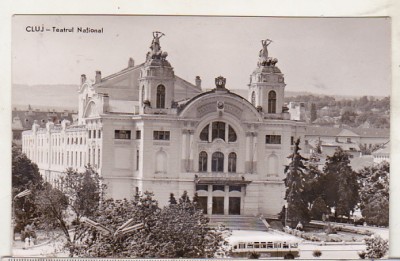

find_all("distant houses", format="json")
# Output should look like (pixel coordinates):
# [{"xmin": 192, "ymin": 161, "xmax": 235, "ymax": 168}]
[{"xmin": 12, "ymin": 105, "xmax": 77, "ymax": 145}]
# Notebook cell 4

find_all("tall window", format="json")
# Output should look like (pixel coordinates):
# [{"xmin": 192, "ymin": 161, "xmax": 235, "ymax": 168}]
[
  {"xmin": 199, "ymin": 151, "xmax": 208, "ymax": 172},
  {"xmin": 200, "ymin": 125, "xmax": 209, "ymax": 141},
  {"xmin": 228, "ymin": 126, "xmax": 237, "ymax": 142},
  {"xmin": 228, "ymin": 152, "xmax": 237, "ymax": 173},
  {"xmin": 212, "ymin": 122, "xmax": 225, "ymax": 141},
  {"xmin": 268, "ymin": 90, "xmax": 277, "ymax": 113},
  {"xmin": 212, "ymin": 152, "xmax": 224, "ymax": 172},
  {"xmin": 251, "ymin": 91, "xmax": 256, "ymax": 106},
  {"xmin": 156, "ymin": 85, "xmax": 166, "ymax": 108}
]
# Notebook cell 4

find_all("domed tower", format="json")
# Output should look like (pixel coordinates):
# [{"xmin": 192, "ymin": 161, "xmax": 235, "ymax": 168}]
[
  {"xmin": 248, "ymin": 39, "xmax": 286, "ymax": 115},
  {"xmin": 139, "ymin": 31, "xmax": 175, "ymax": 114}
]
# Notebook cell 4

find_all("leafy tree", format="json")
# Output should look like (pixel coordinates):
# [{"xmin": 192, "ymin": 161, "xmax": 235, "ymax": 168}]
[
  {"xmin": 35, "ymin": 166, "xmax": 104, "ymax": 256},
  {"xmin": 322, "ymin": 148, "xmax": 359, "ymax": 219},
  {"xmin": 73, "ymin": 191, "xmax": 228, "ymax": 258},
  {"xmin": 284, "ymin": 138, "xmax": 310, "ymax": 226},
  {"xmin": 12, "ymin": 143, "xmax": 44, "ymax": 235},
  {"xmin": 358, "ymin": 162, "xmax": 389, "ymax": 226},
  {"xmin": 310, "ymin": 196, "xmax": 330, "ymax": 220}
]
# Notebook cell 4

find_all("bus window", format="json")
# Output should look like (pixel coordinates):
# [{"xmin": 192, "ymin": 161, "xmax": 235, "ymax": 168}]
[
  {"xmin": 274, "ymin": 242, "xmax": 281, "ymax": 248},
  {"xmin": 267, "ymin": 242, "xmax": 273, "ymax": 248},
  {"xmin": 283, "ymin": 242, "xmax": 289, "ymax": 248},
  {"xmin": 254, "ymin": 242, "xmax": 260, "ymax": 248},
  {"xmin": 290, "ymin": 243, "xmax": 298, "ymax": 248},
  {"xmin": 239, "ymin": 243, "xmax": 246, "ymax": 249},
  {"xmin": 261, "ymin": 242, "xmax": 267, "ymax": 248},
  {"xmin": 247, "ymin": 243, "xmax": 253, "ymax": 249}
]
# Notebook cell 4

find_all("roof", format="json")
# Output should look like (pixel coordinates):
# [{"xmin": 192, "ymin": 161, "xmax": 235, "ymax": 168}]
[
  {"xmin": 12, "ymin": 109, "xmax": 76, "ymax": 130},
  {"xmin": 109, "ymin": 100, "xmax": 139, "ymax": 113},
  {"xmin": 372, "ymin": 141, "xmax": 390, "ymax": 155},
  {"xmin": 227, "ymin": 230, "xmax": 299, "ymax": 244},
  {"xmin": 96, "ymin": 63, "xmax": 144, "ymax": 84},
  {"xmin": 306, "ymin": 126, "xmax": 389, "ymax": 138}
]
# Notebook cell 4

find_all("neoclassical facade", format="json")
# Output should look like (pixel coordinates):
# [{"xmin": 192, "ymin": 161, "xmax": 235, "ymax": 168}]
[{"xmin": 22, "ymin": 34, "xmax": 306, "ymax": 217}]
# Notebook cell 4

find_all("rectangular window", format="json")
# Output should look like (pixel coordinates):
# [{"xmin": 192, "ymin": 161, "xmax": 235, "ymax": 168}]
[
  {"xmin": 93, "ymin": 130, "xmax": 96, "ymax": 139},
  {"xmin": 98, "ymin": 130, "xmax": 101, "ymax": 139},
  {"xmin": 115, "ymin": 130, "xmax": 131, "ymax": 139},
  {"xmin": 196, "ymin": 185, "xmax": 209, "ymax": 191},
  {"xmin": 136, "ymin": 149, "xmax": 139, "ymax": 170},
  {"xmin": 136, "ymin": 130, "xmax": 141, "ymax": 139},
  {"xmin": 88, "ymin": 130, "xmax": 91, "ymax": 139},
  {"xmin": 265, "ymin": 135, "xmax": 281, "ymax": 144},
  {"xmin": 212, "ymin": 185, "xmax": 225, "ymax": 191},
  {"xmin": 98, "ymin": 149, "xmax": 101, "ymax": 167},
  {"xmin": 153, "ymin": 131, "xmax": 170, "ymax": 140},
  {"xmin": 291, "ymin": 136, "xmax": 294, "ymax": 145}
]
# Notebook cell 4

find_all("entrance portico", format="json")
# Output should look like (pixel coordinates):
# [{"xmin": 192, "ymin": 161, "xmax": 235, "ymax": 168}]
[{"xmin": 195, "ymin": 177, "xmax": 251, "ymax": 215}]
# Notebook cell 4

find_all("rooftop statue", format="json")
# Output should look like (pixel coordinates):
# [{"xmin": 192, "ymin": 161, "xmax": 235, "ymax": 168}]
[
  {"xmin": 258, "ymin": 39, "xmax": 274, "ymax": 66},
  {"xmin": 147, "ymin": 31, "xmax": 167, "ymax": 61}
]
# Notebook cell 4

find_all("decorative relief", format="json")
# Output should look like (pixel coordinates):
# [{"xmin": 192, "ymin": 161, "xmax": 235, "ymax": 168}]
[
  {"xmin": 153, "ymin": 141, "xmax": 170, "ymax": 146},
  {"xmin": 114, "ymin": 140, "xmax": 132, "ymax": 145},
  {"xmin": 197, "ymin": 103, "xmax": 217, "ymax": 117},
  {"xmin": 224, "ymin": 103, "xmax": 243, "ymax": 118}
]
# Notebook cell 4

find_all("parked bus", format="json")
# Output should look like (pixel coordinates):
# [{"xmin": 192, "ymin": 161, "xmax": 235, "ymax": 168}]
[{"xmin": 227, "ymin": 230, "xmax": 300, "ymax": 259}]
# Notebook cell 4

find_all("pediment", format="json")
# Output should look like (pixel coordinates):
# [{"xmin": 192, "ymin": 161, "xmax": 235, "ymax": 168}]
[{"xmin": 84, "ymin": 101, "xmax": 99, "ymax": 118}]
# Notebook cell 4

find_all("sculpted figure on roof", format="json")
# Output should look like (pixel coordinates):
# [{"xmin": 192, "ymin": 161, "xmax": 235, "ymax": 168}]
[{"xmin": 258, "ymin": 39, "xmax": 273, "ymax": 66}]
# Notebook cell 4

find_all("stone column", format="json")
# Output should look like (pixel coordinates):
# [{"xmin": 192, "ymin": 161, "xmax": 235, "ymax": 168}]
[
  {"xmin": 245, "ymin": 132, "xmax": 252, "ymax": 173},
  {"xmin": 224, "ymin": 185, "xmax": 229, "ymax": 215},
  {"xmin": 181, "ymin": 129, "xmax": 188, "ymax": 171},
  {"xmin": 188, "ymin": 130, "xmax": 195, "ymax": 171},
  {"xmin": 252, "ymin": 133, "xmax": 258, "ymax": 173},
  {"xmin": 208, "ymin": 185, "xmax": 213, "ymax": 215}
]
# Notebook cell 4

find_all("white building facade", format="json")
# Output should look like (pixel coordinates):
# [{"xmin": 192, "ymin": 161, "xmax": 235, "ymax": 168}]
[{"xmin": 22, "ymin": 34, "xmax": 306, "ymax": 217}]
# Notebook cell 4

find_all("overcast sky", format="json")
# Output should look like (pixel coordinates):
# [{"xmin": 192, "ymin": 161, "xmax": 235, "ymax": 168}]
[{"xmin": 12, "ymin": 15, "xmax": 391, "ymax": 97}]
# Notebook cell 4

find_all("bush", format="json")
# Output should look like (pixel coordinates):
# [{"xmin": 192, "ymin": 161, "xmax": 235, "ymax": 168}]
[
  {"xmin": 358, "ymin": 251, "xmax": 366, "ymax": 259},
  {"xmin": 312, "ymin": 250, "xmax": 322, "ymax": 257},
  {"xmin": 364, "ymin": 235, "xmax": 388, "ymax": 259},
  {"xmin": 249, "ymin": 251, "xmax": 260, "ymax": 259}
]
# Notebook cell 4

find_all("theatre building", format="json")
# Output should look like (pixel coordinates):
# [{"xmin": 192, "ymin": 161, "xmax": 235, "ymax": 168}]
[{"xmin": 22, "ymin": 34, "xmax": 306, "ymax": 217}]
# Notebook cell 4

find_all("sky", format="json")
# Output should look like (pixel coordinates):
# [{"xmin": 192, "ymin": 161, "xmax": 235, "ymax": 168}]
[{"xmin": 12, "ymin": 15, "xmax": 391, "ymax": 97}]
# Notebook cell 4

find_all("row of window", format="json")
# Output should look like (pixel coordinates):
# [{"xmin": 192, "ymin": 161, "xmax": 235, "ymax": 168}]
[
  {"xmin": 196, "ymin": 184, "xmax": 242, "ymax": 192},
  {"xmin": 251, "ymin": 90, "xmax": 277, "ymax": 113},
  {"xmin": 114, "ymin": 130, "xmax": 168, "ymax": 140},
  {"xmin": 199, "ymin": 151, "xmax": 237, "ymax": 172}
]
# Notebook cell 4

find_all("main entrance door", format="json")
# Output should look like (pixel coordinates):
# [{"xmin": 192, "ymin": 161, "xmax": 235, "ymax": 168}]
[
  {"xmin": 197, "ymin": 196, "xmax": 208, "ymax": 214},
  {"xmin": 229, "ymin": 197, "xmax": 241, "ymax": 215},
  {"xmin": 212, "ymin": 197, "xmax": 224, "ymax": 214}
]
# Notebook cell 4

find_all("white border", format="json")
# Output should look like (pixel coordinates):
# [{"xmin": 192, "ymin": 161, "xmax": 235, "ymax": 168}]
[{"xmin": 1, "ymin": 0, "xmax": 399, "ymax": 258}]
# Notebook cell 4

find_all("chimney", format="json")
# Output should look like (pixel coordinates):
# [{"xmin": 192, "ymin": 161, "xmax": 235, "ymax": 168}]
[
  {"xmin": 195, "ymin": 76, "xmax": 201, "ymax": 88},
  {"xmin": 95, "ymin": 71, "xmax": 102, "ymax": 84},
  {"xmin": 128, "ymin": 58, "xmax": 135, "ymax": 67},
  {"xmin": 81, "ymin": 74, "xmax": 87, "ymax": 84}
]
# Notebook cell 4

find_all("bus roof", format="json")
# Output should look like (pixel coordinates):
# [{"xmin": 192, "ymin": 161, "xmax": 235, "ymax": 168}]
[{"xmin": 227, "ymin": 230, "xmax": 300, "ymax": 244}]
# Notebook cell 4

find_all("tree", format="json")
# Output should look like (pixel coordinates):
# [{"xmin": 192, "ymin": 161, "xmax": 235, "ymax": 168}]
[
  {"xmin": 12, "ymin": 143, "xmax": 44, "ymax": 235},
  {"xmin": 73, "ymin": 191, "xmax": 228, "ymax": 258},
  {"xmin": 358, "ymin": 162, "xmax": 389, "ymax": 226},
  {"xmin": 364, "ymin": 235, "xmax": 389, "ymax": 259},
  {"xmin": 35, "ymin": 166, "xmax": 104, "ymax": 256},
  {"xmin": 322, "ymin": 148, "xmax": 359, "ymax": 219},
  {"xmin": 284, "ymin": 138, "xmax": 310, "ymax": 226},
  {"xmin": 310, "ymin": 103, "xmax": 317, "ymax": 123}
]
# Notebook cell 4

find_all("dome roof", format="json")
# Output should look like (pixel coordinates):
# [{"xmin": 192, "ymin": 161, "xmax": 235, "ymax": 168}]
[{"xmin": 253, "ymin": 65, "xmax": 282, "ymax": 74}]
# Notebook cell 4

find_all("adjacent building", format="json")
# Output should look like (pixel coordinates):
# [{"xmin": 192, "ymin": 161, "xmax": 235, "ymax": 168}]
[{"xmin": 22, "ymin": 34, "xmax": 306, "ymax": 218}]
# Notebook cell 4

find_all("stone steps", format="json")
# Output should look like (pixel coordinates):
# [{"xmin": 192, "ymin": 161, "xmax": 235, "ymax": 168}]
[{"xmin": 208, "ymin": 215, "xmax": 268, "ymax": 231}]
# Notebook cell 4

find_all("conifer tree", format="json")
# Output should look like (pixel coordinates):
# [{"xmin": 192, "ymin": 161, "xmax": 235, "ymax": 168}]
[{"xmin": 284, "ymin": 138, "xmax": 310, "ymax": 226}]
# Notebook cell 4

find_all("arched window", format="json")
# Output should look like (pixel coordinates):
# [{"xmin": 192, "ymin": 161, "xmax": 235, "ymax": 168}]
[
  {"xmin": 268, "ymin": 154, "xmax": 278, "ymax": 176},
  {"xmin": 212, "ymin": 122, "xmax": 225, "ymax": 141},
  {"xmin": 228, "ymin": 126, "xmax": 237, "ymax": 142},
  {"xmin": 141, "ymin": 86, "xmax": 145, "ymax": 103},
  {"xmin": 200, "ymin": 124, "xmax": 209, "ymax": 141},
  {"xmin": 212, "ymin": 152, "xmax": 224, "ymax": 172},
  {"xmin": 156, "ymin": 150, "xmax": 167, "ymax": 173},
  {"xmin": 198, "ymin": 151, "xmax": 208, "ymax": 172},
  {"xmin": 228, "ymin": 152, "xmax": 237, "ymax": 173},
  {"xmin": 251, "ymin": 91, "xmax": 256, "ymax": 106},
  {"xmin": 156, "ymin": 85, "xmax": 165, "ymax": 108},
  {"xmin": 268, "ymin": 91, "xmax": 277, "ymax": 113}
]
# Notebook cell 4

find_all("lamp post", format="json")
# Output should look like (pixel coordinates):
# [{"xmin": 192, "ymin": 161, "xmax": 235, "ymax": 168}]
[
  {"xmin": 12, "ymin": 189, "xmax": 32, "ymax": 241},
  {"xmin": 284, "ymin": 202, "xmax": 288, "ymax": 228}
]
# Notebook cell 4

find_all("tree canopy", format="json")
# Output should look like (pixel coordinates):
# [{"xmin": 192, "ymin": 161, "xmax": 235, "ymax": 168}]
[{"xmin": 73, "ymin": 191, "xmax": 228, "ymax": 258}]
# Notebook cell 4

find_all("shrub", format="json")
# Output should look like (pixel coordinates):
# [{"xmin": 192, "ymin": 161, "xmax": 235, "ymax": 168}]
[
  {"xmin": 364, "ymin": 235, "xmax": 388, "ymax": 259},
  {"xmin": 249, "ymin": 251, "xmax": 260, "ymax": 259},
  {"xmin": 312, "ymin": 250, "xmax": 322, "ymax": 257},
  {"xmin": 358, "ymin": 251, "xmax": 366, "ymax": 259}
]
